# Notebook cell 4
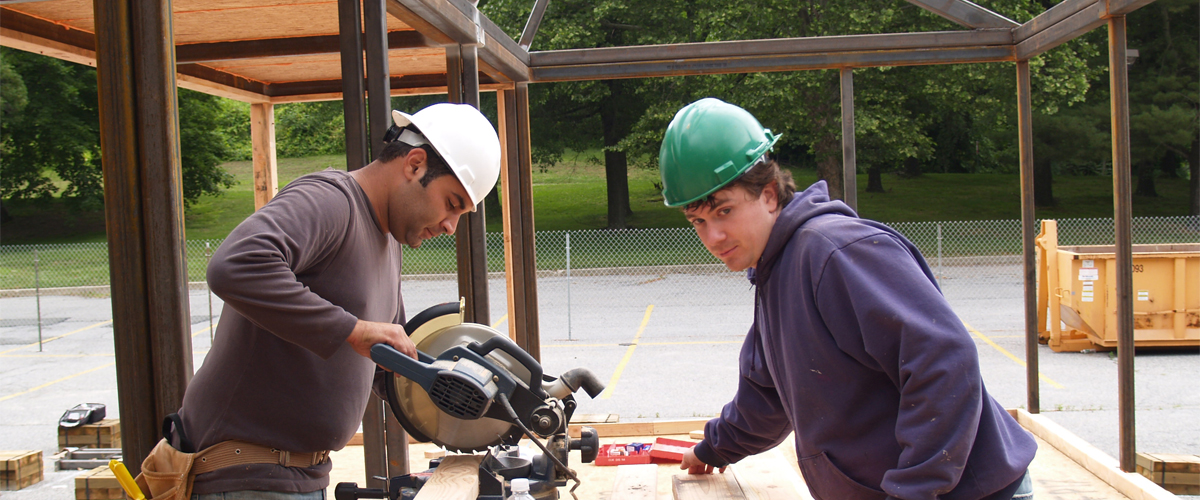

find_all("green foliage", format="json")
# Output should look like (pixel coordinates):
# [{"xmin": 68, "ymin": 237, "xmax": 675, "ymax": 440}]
[
  {"xmin": 178, "ymin": 89, "xmax": 236, "ymax": 207},
  {"xmin": 275, "ymin": 101, "xmax": 347, "ymax": 157}
]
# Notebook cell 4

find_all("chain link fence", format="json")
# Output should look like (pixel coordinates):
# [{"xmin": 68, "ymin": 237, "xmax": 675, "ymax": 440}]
[{"xmin": 3, "ymin": 216, "xmax": 1197, "ymax": 330}]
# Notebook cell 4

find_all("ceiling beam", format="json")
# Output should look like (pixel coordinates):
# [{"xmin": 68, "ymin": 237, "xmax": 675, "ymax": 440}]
[
  {"xmin": 1012, "ymin": 0, "xmax": 1095, "ymax": 43},
  {"xmin": 265, "ymin": 73, "xmax": 500, "ymax": 98},
  {"xmin": 531, "ymin": 30, "xmax": 1012, "ymax": 67},
  {"xmin": 1, "ymin": 7, "xmax": 95, "ymax": 50},
  {"xmin": 1012, "ymin": 0, "xmax": 1157, "ymax": 58},
  {"xmin": 532, "ymin": 46, "xmax": 1015, "ymax": 82},
  {"xmin": 176, "ymin": 31, "xmax": 432, "ymax": 63},
  {"xmin": 904, "ymin": 0, "xmax": 1018, "ymax": 29}
]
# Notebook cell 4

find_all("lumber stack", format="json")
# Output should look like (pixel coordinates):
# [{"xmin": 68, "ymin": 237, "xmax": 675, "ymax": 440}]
[
  {"xmin": 59, "ymin": 419, "xmax": 121, "ymax": 449},
  {"xmin": 1136, "ymin": 452, "xmax": 1200, "ymax": 495},
  {"xmin": 75, "ymin": 465, "xmax": 124, "ymax": 500},
  {"xmin": 1, "ymin": 450, "xmax": 44, "ymax": 491}
]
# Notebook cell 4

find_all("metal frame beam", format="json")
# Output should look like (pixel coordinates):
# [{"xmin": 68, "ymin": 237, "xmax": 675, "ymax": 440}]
[
  {"xmin": 533, "ymin": 46, "xmax": 1014, "ymax": 82},
  {"xmin": 498, "ymin": 83, "xmax": 541, "ymax": 358},
  {"xmin": 447, "ymin": 45, "xmax": 492, "ymax": 326},
  {"xmin": 518, "ymin": 0, "xmax": 550, "ymax": 50},
  {"xmin": 93, "ymin": 0, "xmax": 193, "ymax": 477},
  {"xmin": 840, "ymin": 68, "xmax": 857, "ymax": 211},
  {"xmin": 386, "ymin": 0, "xmax": 530, "ymax": 82},
  {"xmin": 1108, "ymin": 16, "xmax": 1136, "ymax": 473},
  {"xmin": 339, "ymin": 0, "xmax": 369, "ymax": 172},
  {"xmin": 1012, "ymin": 0, "xmax": 1157, "ymax": 58},
  {"xmin": 1016, "ymin": 60, "xmax": 1039, "ymax": 415},
  {"xmin": 904, "ymin": 0, "xmax": 1017, "ymax": 29}
]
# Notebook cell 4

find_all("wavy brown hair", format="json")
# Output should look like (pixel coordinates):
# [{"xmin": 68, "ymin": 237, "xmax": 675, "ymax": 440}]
[{"xmin": 684, "ymin": 157, "xmax": 796, "ymax": 212}]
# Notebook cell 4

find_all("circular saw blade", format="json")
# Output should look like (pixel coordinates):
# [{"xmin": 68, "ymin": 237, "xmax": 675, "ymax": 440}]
[{"xmin": 384, "ymin": 303, "xmax": 533, "ymax": 452}]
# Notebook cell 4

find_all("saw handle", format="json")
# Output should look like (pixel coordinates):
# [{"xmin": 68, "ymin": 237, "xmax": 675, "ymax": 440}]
[
  {"xmin": 370, "ymin": 344, "xmax": 437, "ymax": 385},
  {"xmin": 468, "ymin": 337, "xmax": 545, "ymax": 397}
]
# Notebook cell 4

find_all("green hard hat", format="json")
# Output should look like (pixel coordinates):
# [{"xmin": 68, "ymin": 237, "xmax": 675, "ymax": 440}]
[{"xmin": 658, "ymin": 98, "xmax": 781, "ymax": 207}]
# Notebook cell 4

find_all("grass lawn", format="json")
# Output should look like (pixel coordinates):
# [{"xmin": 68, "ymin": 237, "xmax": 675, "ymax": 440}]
[{"xmin": 1, "ymin": 151, "xmax": 1194, "ymax": 245}]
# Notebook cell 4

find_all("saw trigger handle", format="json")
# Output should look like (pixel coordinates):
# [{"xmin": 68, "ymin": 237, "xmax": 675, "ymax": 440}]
[{"xmin": 468, "ymin": 337, "xmax": 545, "ymax": 397}]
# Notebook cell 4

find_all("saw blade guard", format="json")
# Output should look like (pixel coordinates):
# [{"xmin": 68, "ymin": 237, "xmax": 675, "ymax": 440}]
[{"xmin": 375, "ymin": 302, "xmax": 537, "ymax": 452}]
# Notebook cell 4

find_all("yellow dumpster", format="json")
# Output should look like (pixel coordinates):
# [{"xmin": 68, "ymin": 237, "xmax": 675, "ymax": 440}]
[{"xmin": 1036, "ymin": 220, "xmax": 1200, "ymax": 352}]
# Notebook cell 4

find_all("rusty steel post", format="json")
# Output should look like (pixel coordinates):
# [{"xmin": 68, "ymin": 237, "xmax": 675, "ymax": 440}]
[
  {"xmin": 1108, "ymin": 15, "xmax": 1136, "ymax": 473},
  {"xmin": 840, "ymin": 67, "xmax": 858, "ymax": 212},
  {"xmin": 1016, "ymin": 60, "xmax": 1040, "ymax": 414}
]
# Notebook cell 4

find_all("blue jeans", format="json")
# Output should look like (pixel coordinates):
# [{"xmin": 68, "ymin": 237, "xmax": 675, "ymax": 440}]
[
  {"xmin": 193, "ymin": 490, "xmax": 325, "ymax": 500},
  {"xmin": 1011, "ymin": 470, "xmax": 1034, "ymax": 499}
]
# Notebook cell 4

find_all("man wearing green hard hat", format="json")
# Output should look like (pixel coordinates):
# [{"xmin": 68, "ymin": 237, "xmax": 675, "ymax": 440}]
[{"xmin": 661, "ymin": 98, "xmax": 1036, "ymax": 500}]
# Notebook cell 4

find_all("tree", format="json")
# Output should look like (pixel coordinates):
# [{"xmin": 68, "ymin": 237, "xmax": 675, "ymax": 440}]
[{"xmin": 178, "ymin": 89, "xmax": 236, "ymax": 206}]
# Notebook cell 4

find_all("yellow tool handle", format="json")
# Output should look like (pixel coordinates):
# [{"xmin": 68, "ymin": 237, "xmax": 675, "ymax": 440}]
[{"xmin": 108, "ymin": 459, "xmax": 146, "ymax": 500}]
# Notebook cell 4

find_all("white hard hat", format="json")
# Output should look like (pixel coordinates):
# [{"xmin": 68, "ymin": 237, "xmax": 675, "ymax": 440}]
[{"xmin": 391, "ymin": 103, "xmax": 501, "ymax": 209}]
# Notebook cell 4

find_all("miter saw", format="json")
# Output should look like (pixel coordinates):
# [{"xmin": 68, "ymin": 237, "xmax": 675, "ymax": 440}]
[{"xmin": 334, "ymin": 301, "xmax": 604, "ymax": 500}]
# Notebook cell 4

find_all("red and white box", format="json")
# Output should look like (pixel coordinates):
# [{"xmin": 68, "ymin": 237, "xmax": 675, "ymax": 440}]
[{"xmin": 648, "ymin": 437, "xmax": 696, "ymax": 463}]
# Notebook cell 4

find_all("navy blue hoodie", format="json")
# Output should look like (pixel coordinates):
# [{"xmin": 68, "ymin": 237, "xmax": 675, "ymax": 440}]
[{"xmin": 693, "ymin": 182, "xmax": 1036, "ymax": 500}]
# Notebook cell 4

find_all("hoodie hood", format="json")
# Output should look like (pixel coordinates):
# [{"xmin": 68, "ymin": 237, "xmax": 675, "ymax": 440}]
[{"xmin": 749, "ymin": 181, "xmax": 856, "ymax": 284}]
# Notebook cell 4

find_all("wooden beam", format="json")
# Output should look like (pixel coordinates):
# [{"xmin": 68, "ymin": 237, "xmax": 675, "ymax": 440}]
[
  {"xmin": 175, "ymin": 31, "xmax": 432, "ymax": 64},
  {"xmin": 94, "ymin": 0, "xmax": 193, "ymax": 477},
  {"xmin": 531, "ymin": 30, "xmax": 1012, "ymax": 67},
  {"xmin": 518, "ymin": 0, "xmax": 550, "ymax": 50},
  {"xmin": 1016, "ymin": 60, "xmax": 1039, "ymax": 414},
  {"xmin": 904, "ymin": 0, "xmax": 1017, "ymax": 29},
  {"xmin": 176, "ymin": 64, "xmax": 270, "ymax": 102},
  {"xmin": 0, "ymin": 7, "xmax": 95, "ymax": 51},
  {"xmin": 498, "ymin": 84, "xmax": 540, "ymax": 359},
  {"xmin": 250, "ymin": 103, "xmax": 278, "ymax": 210},
  {"xmin": 839, "ymin": 68, "xmax": 857, "ymax": 211},
  {"xmin": 672, "ymin": 474, "xmax": 745, "ymax": 499},
  {"xmin": 532, "ymin": 46, "xmax": 1014, "ymax": 82}
]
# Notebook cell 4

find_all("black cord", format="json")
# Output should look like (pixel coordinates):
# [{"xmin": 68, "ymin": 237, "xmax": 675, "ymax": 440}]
[{"xmin": 496, "ymin": 393, "xmax": 581, "ymax": 494}]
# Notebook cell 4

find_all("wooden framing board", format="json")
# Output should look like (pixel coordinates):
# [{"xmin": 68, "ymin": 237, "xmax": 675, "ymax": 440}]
[
  {"xmin": 412, "ymin": 455, "xmax": 483, "ymax": 500},
  {"xmin": 612, "ymin": 464, "xmax": 658, "ymax": 500},
  {"xmin": 250, "ymin": 103, "xmax": 278, "ymax": 210},
  {"xmin": 569, "ymin": 419, "xmax": 710, "ymax": 438},
  {"xmin": 1011, "ymin": 409, "xmax": 1177, "ymax": 500}
]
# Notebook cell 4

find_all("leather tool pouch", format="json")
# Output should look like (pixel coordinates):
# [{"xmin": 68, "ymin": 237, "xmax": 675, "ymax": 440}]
[{"xmin": 134, "ymin": 415, "xmax": 200, "ymax": 500}]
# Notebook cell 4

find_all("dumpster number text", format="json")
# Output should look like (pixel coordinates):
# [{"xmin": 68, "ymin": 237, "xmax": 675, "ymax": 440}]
[{"xmin": 1132, "ymin": 264, "xmax": 1144, "ymax": 273}]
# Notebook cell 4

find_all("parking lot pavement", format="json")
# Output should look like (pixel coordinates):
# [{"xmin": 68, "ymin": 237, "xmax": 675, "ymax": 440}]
[{"xmin": 2, "ymin": 276, "xmax": 1197, "ymax": 499}]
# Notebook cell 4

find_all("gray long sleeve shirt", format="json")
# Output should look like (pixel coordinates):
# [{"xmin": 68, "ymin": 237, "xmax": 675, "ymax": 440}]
[{"xmin": 179, "ymin": 170, "xmax": 404, "ymax": 494}]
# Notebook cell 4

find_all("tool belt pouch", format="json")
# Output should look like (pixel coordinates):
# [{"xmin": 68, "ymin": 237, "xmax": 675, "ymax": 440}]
[{"xmin": 134, "ymin": 438, "xmax": 199, "ymax": 500}]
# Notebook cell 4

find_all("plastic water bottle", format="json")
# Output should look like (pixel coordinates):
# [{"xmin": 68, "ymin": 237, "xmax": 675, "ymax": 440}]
[{"xmin": 507, "ymin": 478, "xmax": 536, "ymax": 500}]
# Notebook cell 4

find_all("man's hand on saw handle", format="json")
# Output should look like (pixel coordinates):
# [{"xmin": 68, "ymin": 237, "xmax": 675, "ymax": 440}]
[{"xmin": 347, "ymin": 320, "xmax": 417, "ymax": 359}]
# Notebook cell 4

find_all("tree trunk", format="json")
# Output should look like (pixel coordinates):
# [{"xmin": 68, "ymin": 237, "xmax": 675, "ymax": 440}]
[
  {"xmin": 866, "ymin": 163, "xmax": 884, "ymax": 193},
  {"xmin": 900, "ymin": 156, "xmax": 922, "ymax": 178},
  {"xmin": 1034, "ymin": 156, "xmax": 1055, "ymax": 207},
  {"xmin": 601, "ymin": 81, "xmax": 632, "ymax": 229},
  {"xmin": 1189, "ymin": 137, "xmax": 1199, "ymax": 216},
  {"xmin": 0, "ymin": 201, "xmax": 11, "ymax": 224},
  {"xmin": 1135, "ymin": 159, "xmax": 1158, "ymax": 197}
]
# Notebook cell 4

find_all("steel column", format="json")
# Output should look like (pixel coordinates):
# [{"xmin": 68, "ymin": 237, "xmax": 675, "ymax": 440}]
[
  {"xmin": 1108, "ymin": 15, "xmax": 1136, "ymax": 473},
  {"xmin": 447, "ymin": 45, "xmax": 490, "ymax": 325},
  {"xmin": 840, "ymin": 68, "xmax": 857, "ymax": 211},
  {"xmin": 93, "ymin": 0, "xmax": 193, "ymax": 476},
  {"xmin": 1016, "ymin": 60, "xmax": 1040, "ymax": 414},
  {"xmin": 498, "ymin": 83, "xmax": 541, "ymax": 360},
  {"xmin": 339, "ymin": 0, "xmax": 369, "ymax": 171}
]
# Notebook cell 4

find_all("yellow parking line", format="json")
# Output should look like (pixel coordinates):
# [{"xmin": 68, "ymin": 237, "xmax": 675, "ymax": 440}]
[
  {"xmin": 491, "ymin": 315, "xmax": 508, "ymax": 329},
  {"xmin": 0, "ymin": 320, "xmax": 113, "ymax": 355},
  {"xmin": 192, "ymin": 322, "xmax": 217, "ymax": 338},
  {"xmin": 0, "ymin": 362, "xmax": 115, "ymax": 403},
  {"xmin": 600, "ymin": 305, "xmax": 654, "ymax": 400},
  {"xmin": 0, "ymin": 354, "xmax": 114, "ymax": 358},
  {"xmin": 544, "ymin": 340, "xmax": 741, "ymax": 348},
  {"xmin": 963, "ymin": 321, "xmax": 1064, "ymax": 389}
]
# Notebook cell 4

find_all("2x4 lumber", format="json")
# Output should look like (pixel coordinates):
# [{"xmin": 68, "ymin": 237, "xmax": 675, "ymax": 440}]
[
  {"xmin": 1016, "ymin": 60, "xmax": 1039, "ymax": 413},
  {"xmin": 672, "ymin": 473, "xmax": 745, "ymax": 500},
  {"xmin": 412, "ymin": 455, "xmax": 483, "ymax": 500},
  {"xmin": 94, "ymin": 0, "xmax": 194, "ymax": 476},
  {"xmin": 611, "ymin": 464, "xmax": 658, "ymax": 500},
  {"xmin": 175, "ymin": 31, "xmax": 432, "ymax": 64},
  {"xmin": 904, "ymin": 0, "xmax": 1017, "ymax": 29},
  {"xmin": 568, "ymin": 418, "xmax": 709, "ymax": 438},
  {"xmin": 250, "ymin": 103, "xmax": 278, "ymax": 210},
  {"xmin": 532, "ymin": 46, "xmax": 1014, "ymax": 82},
  {"xmin": 1012, "ymin": 410, "xmax": 1178, "ymax": 500},
  {"xmin": 531, "ymin": 30, "xmax": 1012, "ymax": 67}
]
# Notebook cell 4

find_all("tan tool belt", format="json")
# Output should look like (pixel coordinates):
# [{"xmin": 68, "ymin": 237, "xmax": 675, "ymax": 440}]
[{"xmin": 192, "ymin": 440, "xmax": 331, "ymax": 474}]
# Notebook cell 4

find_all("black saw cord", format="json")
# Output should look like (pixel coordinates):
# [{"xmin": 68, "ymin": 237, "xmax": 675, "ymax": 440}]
[{"xmin": 496, "ymin": 393, "xmax": 582, "ymax": 496}]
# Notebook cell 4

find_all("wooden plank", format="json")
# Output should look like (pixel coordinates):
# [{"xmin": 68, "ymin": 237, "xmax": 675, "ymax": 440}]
[
  {"xmin": 673, "ymin": 473, "xmax": 745, "ymax": 499},
  {"xmin": 530, "ymin": 30, "xmax": 1012, "ymax": 67},
  {"xmin": 730, "ymin": 453, "xmax": 810, "ymax": 500},
  {"xmin": 250, "ymin": 103, "xmax": 278, "ymax": 210},
  {"xmin": 1013, "ymin": 409, "xmax": 1178, "ymax": 500},
  {"xmin": 573, "ymin": 413, "xmax": 620, "ymax": 424},
  {"xmin": 571, "ymin": 418, "xmax": 709, "ymax": 438},
  {"xmin": 611, "ymin": 464, "xmax": 658, "ymax": 500},
  {"xmin": 903, "ymin": 0, "xmax": 1018, "ymax": 29},
  {"xmin": 413, "ymin": 455, "xmax": 483, "ymax": 500},
  {"xmin": 532, "ymin": 46, "xmax": 1014, "ymax": 83}
]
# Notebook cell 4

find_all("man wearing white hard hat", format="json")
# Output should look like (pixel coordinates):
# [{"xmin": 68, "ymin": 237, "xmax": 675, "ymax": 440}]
[{"xmin": 158, "ymin": 103, "xmax": 501, "ymax": 500}]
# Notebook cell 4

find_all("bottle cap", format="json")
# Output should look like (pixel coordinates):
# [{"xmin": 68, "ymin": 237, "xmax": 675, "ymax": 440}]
[{"xmin": 511, "ymin": 478, "xmax": 530, "ymax": 493}]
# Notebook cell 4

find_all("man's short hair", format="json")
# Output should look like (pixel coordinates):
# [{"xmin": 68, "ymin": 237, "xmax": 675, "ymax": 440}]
[
  {"xmin": 684, "ymin": 157, "xmax": 796, "ymax": 212},
  {"xmin": 377, "ymin": 138, "xmax": 455, "ymax": 188}
]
